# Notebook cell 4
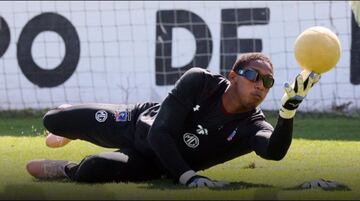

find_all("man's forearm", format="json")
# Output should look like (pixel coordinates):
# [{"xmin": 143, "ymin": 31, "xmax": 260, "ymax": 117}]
[
  {"xmin": 148, "ymin": 126, "xmax": 192, "ymax": 180},
  {"xmin": 147, "ymin": 95, "xmax": 192, "ymax": 181},
  {"xmin": 266, "ymin": 116, "xmax": 293, "ymax": 160}
]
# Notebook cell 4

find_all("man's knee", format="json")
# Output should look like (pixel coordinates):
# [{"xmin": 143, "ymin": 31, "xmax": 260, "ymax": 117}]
[
  {"xmin": 43, "ymin": 104, "xmax": 75, "ymax": 135},
  {"xmin": 43, "ymin": 109, "xmax": 63, "ymax": 134}
]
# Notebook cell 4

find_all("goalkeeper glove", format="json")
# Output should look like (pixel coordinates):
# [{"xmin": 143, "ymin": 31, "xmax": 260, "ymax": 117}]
[
  {"xmin": 179, "ymin": 170, "xmax": 229, "ymax": 188},
  {"xmin": 300, "ymin": 178, "xmax": 347, "ymax": 190},
  {"xmin": 279, "ymin": 70, "xmax": 321, "ymax": 119}
]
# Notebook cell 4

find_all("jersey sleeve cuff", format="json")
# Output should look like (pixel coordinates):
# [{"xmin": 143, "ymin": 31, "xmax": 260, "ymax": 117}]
[
  {"xmin": 179, "ymin": 170, "xmax": 196, "ymax": 185},
  {"xmin": 279, "ymin": 107, "xmax": 296, "ymax": 119}
]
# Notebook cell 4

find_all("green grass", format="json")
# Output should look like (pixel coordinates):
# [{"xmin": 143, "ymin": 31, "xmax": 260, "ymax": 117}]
[{"xmin": 0, "ymin": 112, "xmax": 359, "ymax": 200}]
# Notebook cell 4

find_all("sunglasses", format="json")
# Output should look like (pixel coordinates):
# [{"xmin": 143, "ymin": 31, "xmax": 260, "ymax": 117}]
[{"xmin": 235, "ymin": 68, "xmax": 274, "ymax": 89}]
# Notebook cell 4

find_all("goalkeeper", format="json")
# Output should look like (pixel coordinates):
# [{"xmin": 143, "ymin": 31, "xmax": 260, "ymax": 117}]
[{"xmin": 26, "ymin": 52, "xmax": 320, "ymax": 188}]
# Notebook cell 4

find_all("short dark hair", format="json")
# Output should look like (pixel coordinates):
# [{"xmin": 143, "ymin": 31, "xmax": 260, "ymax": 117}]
[{"xmin": 231, "ymin": 52, "xmax": 273, "ymax": 72}]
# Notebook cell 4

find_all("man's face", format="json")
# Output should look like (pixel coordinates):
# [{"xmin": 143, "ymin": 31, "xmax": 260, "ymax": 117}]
[{"xmin": 230, "ymin": 60, "xmax": 274, "ymax": 109}]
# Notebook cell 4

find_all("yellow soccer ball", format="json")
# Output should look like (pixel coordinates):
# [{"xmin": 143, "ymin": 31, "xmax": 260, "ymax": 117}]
[{"xmin": 294, "ymin": 26, "xmax": 341, "ymax": 74}]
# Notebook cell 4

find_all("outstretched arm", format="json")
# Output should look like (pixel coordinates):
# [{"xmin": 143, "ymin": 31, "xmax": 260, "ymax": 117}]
[{"xmin": 252, "ymin": 71, "xmax": 321, "ymax": 160}]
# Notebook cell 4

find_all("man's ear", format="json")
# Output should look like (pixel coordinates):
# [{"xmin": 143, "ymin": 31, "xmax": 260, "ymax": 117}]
[{"xmin": 228, "ymin": 70, "xmax": 237, "ymax": 83}]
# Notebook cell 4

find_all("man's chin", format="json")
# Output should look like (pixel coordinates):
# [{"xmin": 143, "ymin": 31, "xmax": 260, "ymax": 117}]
[{"xmin": 248, "ymin": 100, "xmax": 262, "ymax": 109}]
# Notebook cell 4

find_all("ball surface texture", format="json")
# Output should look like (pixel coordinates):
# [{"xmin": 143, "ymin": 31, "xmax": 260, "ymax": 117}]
[{"xmin": 294, "ymin": 26, "xmax": 341, "ymax": 74}]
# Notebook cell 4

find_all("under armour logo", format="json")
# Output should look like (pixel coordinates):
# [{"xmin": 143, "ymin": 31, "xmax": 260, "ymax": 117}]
[
  {"xmin": 196, "ymin": 124, "xmax": 208, "ymax": 135},
  {"xmin": 193, "ymin": 105, "xmax": 200, "ymax": 111}
]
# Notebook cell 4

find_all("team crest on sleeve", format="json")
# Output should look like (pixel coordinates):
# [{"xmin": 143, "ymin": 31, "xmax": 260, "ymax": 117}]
[
  {"xmin": 114, "ymin": 110, "xmax": 131, "ymax": 122},
  {"xmin": 183, "ymin": 133, "xmax": 199, "ymax": 148},
  {"xmin": 95, "ymin": 110, "xmax": 108, "ymax": 122}
]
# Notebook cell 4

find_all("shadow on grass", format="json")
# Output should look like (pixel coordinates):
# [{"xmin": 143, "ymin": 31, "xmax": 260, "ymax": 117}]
[
  {"xmin": 141, "ymin": 179, "xmax": 273, "ymax": 190},
  {"xmin": 2, "ymin": 179, "xmax": 351, "ymax": 200},
  {"xmin": 283, "ymin": 181, "xmax": 351, "ymax": 191},
  {"xmin": 141, "ymin": 179, "xmax": 351, "ymax": 192},
  {"xmin": 284, "ymin": 185, "xmax": 352, "ymax": 192},
  {"xmin": 151, "ymin": 181, "xmax": 281, "ymax": 200}
]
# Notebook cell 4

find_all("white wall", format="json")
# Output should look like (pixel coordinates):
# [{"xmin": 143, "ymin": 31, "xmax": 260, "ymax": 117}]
[{"xmin": 0, "ymin": 1, "xmax": 358, "ymax": 112}]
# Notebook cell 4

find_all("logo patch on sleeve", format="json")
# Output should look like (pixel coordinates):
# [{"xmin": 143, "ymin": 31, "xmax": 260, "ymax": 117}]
[
  {"xmin": 95, "ymin": 110, "xmax": 108, "ymax": 122},
  {"xmin": 115, "ymin": 110, "xmax": 131, "ymax": 122}
]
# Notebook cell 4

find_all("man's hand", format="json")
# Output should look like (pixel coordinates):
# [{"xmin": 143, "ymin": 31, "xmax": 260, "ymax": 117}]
[
  {"xmin": 279, "ymin": 70, "xmax": 321, "ymax": 119},
  {"xmin": 186, "ymin": 175, "xmax": 229, "ymax": 188},
  {"xmin": 179, "ymin": 170, "xmax": 229, "ymax": 188},
  {"xmin": 300, "ymin": 178, "xmax": 350, "ymax": 190}
]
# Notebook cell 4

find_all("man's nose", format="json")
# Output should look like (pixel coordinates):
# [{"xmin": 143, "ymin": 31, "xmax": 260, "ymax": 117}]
[{"xmin": 254, "ymin": 79, "xmax": 265, "ymax": 90}]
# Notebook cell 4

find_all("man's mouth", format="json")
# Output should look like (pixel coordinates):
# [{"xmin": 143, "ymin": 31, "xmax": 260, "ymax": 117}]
[{"xmin": 251, "ymin": 92, "xmax": 262, "ymax": 99}]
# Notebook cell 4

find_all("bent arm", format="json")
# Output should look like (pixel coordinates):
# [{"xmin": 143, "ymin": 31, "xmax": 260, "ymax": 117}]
[
  {"xmin": 252, "ymin": 116, "xmax": 293, "ymax": 160},
  {"xmin": 147, "ymin": 68, "xmax": 207, "ymax": 181},
  {"xmin": 148, "ymin": 95, "xmax": 192, "ymax": 180}
]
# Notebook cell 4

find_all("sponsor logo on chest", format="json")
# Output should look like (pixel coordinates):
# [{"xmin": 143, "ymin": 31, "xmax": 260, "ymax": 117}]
[
  {"xmin": 183, "ymin": 124, "xmax": 208, "ymax": 148},
  {"xmin": 196, "ymin": 124, "xmax": 208, "ymax": 135},
  {"xmin": 183, "ymin": 133, "xmax": 199, "ymax": 148}
]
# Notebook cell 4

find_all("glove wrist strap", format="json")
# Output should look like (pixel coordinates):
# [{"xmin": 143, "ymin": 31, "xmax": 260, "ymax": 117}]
[
  {"xmin": 279, "ymin": 107, "xmax": 296, "ymax": 119},
  {"xmin": 179, "ymin": 170, "xmax": 196, "ymax": 185}
]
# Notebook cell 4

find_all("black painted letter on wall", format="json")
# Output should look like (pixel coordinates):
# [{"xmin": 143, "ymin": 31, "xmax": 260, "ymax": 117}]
[
  {"xmin": 155, "ymin": 10, "xmax": 213, "ymax": 86},
  {"xmin": 351, "ymin": 12, "xmax": 360, "ymax": 85},
  {"xmin": 220, "ymin": 8, "xmax": 270, "ymax": 76},
  {"xmin": 0, "ymin": 16, "xmax": 10, "ymax": 58},
  {"xmin": 17, "ymin": 12, "xmax": 80, "ymax": 88}
]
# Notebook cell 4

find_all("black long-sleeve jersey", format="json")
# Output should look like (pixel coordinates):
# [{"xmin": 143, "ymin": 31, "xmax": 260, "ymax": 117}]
[{"xmin": 131, "ymin": 67, "xmax": 293, "ymax": 181}]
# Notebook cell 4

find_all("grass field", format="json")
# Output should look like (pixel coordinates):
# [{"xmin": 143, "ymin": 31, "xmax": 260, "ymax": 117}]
[{"xmin": 0, "ymin": 111, "xmax": 359, "ymax": 200}]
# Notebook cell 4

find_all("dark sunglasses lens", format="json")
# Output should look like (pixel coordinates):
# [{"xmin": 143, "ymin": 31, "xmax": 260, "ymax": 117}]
[
  {"xmin": 244, "ymin": 70, "xmax": 258, "ymax": 81},
  {"xmin": 262, "ymin": 75, "xmax": 274, "ymax": 88},
  {"xmin": 239, "ymin": 68, "xmax": 274, "ymax": 88}
]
